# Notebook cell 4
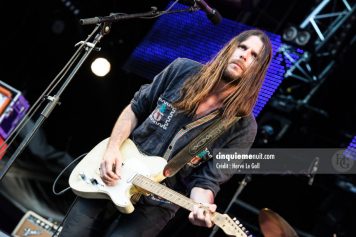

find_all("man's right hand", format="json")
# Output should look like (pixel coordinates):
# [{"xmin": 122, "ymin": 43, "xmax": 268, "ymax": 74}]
[
  {"xmin": 98, "ymin": 104, "xmax": 138, "ymax": 186},
  {"xmin": 100, "ymin": 146, "xmax": 122, "ymax": 186}
]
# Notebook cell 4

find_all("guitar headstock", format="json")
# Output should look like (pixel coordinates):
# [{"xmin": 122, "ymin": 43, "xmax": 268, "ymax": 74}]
[{"xmin": 212, "ymin": 213, "xmax": 252, "ymax": 237}]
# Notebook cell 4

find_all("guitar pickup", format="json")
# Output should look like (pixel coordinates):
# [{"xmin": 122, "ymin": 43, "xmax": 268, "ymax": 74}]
[
  {"xmin": 90, "ymin": 178, "xmax": 99, "ymax": 185},
  {"xmin": 79, "ymin": 172, "xmax": 104, "ymax": 187},
  {"xmin": 79, "ymin": 172, "xmax": 88, "ymax": 182}
]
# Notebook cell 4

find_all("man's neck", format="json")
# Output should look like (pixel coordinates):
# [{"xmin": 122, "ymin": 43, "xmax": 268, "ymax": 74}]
[
  {"xmin": 212, "ymin": 80, "xmax": 236, "ymax": 101},
  {"xmin": 194, "ymin": 80, "xmax": 237, "ymax": 119}
]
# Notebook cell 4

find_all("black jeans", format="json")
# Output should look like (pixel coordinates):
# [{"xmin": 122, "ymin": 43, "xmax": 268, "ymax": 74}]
[{"xmin": 59, "ymin": 197, "xmax": 176, "ymax": 237}]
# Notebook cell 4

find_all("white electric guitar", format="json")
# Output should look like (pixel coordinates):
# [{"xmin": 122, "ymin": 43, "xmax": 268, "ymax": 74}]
[{"xmin": 69, "ymin": 138, "xmax": 251, "ymax": 237}]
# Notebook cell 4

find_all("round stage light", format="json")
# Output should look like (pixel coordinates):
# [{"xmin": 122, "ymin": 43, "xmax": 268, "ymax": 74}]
[{"xmin": 91, "ymin": 57, "xmax": 111, "ymax": 77}]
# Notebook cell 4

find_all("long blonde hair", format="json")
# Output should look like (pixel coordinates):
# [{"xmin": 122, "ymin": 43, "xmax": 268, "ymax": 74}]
[{"xmin": 173, "ymin": 29, "xmax": 272, "ymax": 120}]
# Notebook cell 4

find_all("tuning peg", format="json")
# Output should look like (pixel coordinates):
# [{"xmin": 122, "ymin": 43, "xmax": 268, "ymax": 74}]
[{"xmin": 245, "ymin": 229, "xmax": 254, "ymax": 237}]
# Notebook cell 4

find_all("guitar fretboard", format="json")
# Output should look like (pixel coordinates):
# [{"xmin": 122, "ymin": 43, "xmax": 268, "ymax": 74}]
[
  {"xmin": 132, "ymin": 174, "xmax": 247, "ymax": 237},
  {"xmin": 132, "ymin": 174, "xmax": 197, "ymax": 211}
]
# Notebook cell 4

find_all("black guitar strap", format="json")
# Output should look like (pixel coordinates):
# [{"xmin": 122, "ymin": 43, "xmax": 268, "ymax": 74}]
[{"xmin": 163, "ymin": 116, "xmax": 240, "ymax": 177}]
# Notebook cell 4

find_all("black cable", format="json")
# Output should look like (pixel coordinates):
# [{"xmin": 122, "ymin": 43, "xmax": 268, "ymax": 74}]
[
  {"xmin": 49, "ymin": 152, "xmax": 88, "ymax": 236},
  {"xmin": 51, "ymin": 195, "xmax": 79, "ymax": 237},
  {"xmin": 52, "ymin": 152, "xmax": 88, "ymax": 196}
]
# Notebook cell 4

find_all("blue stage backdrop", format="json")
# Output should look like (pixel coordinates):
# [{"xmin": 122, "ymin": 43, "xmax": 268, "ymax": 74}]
[
  {"xmin": 123, "ymin": 2, "xmax": 302, "ymax": 117},
  {"xmin": 345, "ymin": 136, "xmax": 356, "ymax": 160}
]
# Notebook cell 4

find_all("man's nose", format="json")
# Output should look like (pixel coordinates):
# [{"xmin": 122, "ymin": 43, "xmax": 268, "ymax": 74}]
[
  {"xmin": 239, "ymin": 50, "xmax": 249, "ymax": 61},
  {"xmin": 240, "ymin": 50, "xmax": 251, "ymax": 61}
]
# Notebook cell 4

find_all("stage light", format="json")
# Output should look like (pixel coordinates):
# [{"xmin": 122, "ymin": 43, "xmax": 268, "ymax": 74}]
[
  {"xmin": 51, "ymin": 19, "xmax": 65, "ymax": 35},
  {"xmin": 91, "ymin": 57, "xmax": 111, "ymax": 77},
  {"xmin": 256, "ymin": 112, "xmax": 292, "ymax": 145},
  {"xmin": 282, "ymin": 26, "xmax": 298, "ymax": 42},
  {"xmin": 283, "ymin": 25, "xmax": 312, "ymax": 48},
  {"xmin": 295, "ymin": 30, "xmax": 311, "ymax": 46}
]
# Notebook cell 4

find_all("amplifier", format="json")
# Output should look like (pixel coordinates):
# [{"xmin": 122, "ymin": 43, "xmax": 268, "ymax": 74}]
[
  {"xmin": 0, "ymin": 136, "xmax": 7, "ymax": 160},
  {"xmin": 0, "ymin": 80, "xmax": 29, "ymax": 140},
  {"xmin": 0, "ymin": 229, "xmax": 10, "ymax": 237},
  {"xmin": 12, "ymin": 211, "xmax": 62, "ymax": 237}
]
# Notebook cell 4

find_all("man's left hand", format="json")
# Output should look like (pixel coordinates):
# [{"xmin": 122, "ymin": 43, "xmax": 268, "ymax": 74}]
[{"xmin": 188, "ymin": 203, "xmax": 217, "ymax": 228}]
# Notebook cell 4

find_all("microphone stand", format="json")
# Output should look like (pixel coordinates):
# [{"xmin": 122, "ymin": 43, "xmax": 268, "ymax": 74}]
[
  {"xmin": 0, "ymin": 6, "xmax": 198, "ymax": 181},
  {"xmin": 0, "ymin": 23, "xmax": 106, "ymax": 181}
]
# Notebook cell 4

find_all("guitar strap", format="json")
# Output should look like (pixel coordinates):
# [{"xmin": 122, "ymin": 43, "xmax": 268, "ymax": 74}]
[{"xmin": 163, "ymin": 116, "xmax": 240, "ymax": 177}]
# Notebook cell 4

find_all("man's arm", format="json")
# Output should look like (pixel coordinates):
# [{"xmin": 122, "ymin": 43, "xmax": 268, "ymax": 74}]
[
  {"xmin": 190, "ymin": 187, "xmax": 214, "ymax": 204},
  {"xmin": 188, "ymin": 187, "xmax": 217, "ymax": 228},
  {"xmin": 187, "ymin": 117, "xmax": 257, "ymax": 228},
  {"xmin": 100, "ymin": 104, "xmax": 138, "ymax": 186}
]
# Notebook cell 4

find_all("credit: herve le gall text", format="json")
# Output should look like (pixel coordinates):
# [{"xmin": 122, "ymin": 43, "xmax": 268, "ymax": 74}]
[
  {"xmin": 214, "ymin": 151, "xmax": 275, "ymax": 170},
  {"xmin": 215, "ymin": 161, "xmax": 261, "ymax": 170}
]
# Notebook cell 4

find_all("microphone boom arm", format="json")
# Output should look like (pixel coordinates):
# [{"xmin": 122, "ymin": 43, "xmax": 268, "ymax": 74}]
[{"xmin": 79, "ymin": 6, "xmax": 198, "ymax": 25}]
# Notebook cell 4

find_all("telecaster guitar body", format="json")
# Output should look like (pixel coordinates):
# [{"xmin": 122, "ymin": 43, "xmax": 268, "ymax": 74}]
[{"xmin": 69, "ymin": 138, "xmax": 167, "ymax": 214}]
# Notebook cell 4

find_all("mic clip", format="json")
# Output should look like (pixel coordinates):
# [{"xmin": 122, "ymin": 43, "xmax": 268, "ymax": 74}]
[{"xmin": 75, "ymin": 41, "xmax": 101, "ymax": 51}]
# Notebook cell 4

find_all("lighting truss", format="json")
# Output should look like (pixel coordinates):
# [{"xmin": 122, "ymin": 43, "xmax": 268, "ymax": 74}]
[
  {"xmin": 299, "ymin": 0, "xmax": 356, "ymax": 52},
  {"xmin": 278, "ymin": 44, "xmax": 317, "ymax": 83}
]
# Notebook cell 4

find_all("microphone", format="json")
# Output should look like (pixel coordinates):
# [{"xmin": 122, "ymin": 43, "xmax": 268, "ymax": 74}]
[{"xmin": 195, "ymin": 0, "xmax": 222, "ymax": 25}]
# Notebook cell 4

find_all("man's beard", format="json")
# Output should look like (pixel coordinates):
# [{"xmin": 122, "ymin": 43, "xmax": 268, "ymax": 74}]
[{"xmin": 222, "ymin": 69, "xmax": 241, "ymax": 85}]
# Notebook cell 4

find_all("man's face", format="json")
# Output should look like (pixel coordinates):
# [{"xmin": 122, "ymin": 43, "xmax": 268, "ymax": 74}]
[{"xmin": 224, "ymin": 35, "xmax": 264, "ymax": 82}]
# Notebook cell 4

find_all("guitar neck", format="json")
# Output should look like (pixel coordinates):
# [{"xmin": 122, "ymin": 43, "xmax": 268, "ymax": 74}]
[{"xmin": 132, "ymin": 175, "xmax": 197, "ymax": 211}]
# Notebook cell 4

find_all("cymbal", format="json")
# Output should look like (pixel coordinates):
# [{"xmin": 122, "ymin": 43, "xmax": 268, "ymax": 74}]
[{"xmin": 258, "ymin": 208, "xmax": 299, "ymax": 237}]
